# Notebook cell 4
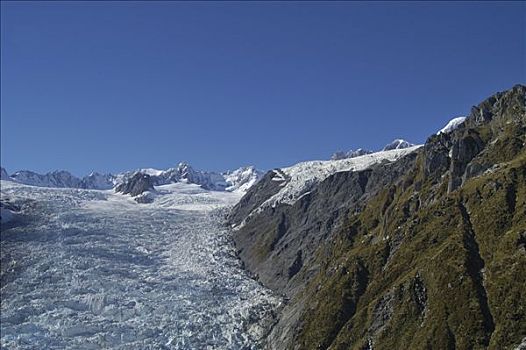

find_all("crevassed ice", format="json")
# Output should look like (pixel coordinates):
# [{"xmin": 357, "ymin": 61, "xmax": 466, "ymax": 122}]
[{"xmin": 0, "ymin": 181, "xmax": 281, "ymax": 349}]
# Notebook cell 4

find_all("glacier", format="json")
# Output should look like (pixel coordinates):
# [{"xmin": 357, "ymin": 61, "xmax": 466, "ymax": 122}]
[{"xmin": 0, "ymin": 181, "xmax": 281, "ymax": 349}]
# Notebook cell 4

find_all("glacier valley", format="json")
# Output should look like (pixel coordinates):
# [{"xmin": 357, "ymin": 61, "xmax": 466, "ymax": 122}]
[{"xmin": 0, "ymin": 181, "xmax": 281, "ymax": 349}]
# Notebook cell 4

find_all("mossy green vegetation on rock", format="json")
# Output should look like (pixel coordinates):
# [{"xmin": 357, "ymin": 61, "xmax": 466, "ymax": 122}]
[
  {"xmin": 297, "ymin": 151, "xmax": 525, "ymax": 350},
  {"xmin": 229, "ymin": 85, "xmax": 526, "ymax": 349}
]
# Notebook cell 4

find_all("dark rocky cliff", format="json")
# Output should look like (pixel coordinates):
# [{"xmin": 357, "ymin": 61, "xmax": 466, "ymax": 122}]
[
  {"xmin": 229, "ymin": 85, "xmax": 526, "ymax": 349},
  {"xmin": 115, "ymin": 172, "xmax": 155, "ymax": 202}
]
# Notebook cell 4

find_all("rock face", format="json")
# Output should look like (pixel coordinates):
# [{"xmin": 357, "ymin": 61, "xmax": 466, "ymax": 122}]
[
  {"xmin": 114, "ymin": 172, "xmax": 154, "ymax": 197},
  {"xmin": 229, "ymin": 84, "xmax": 526, "ymax": 349}
]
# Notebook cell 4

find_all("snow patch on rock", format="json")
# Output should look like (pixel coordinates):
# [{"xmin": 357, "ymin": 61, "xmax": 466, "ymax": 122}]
[
  {"xmin": 437, "ymin": 116, "xmax": 467, "ymax": 135},
  {"xmin": 382, "ymin": 139, "xmax": 415, "ymax": 151},
  {"xmin": 223, "ymin": 166, "xmax": 264, "ymax": 193}
]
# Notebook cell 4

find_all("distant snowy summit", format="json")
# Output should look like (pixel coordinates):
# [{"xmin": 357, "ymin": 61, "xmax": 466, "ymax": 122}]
[
  {"xmin": 382, "ymin": 139, "xmax": 415, "ymax": 151},
  {"xmin": 328, "ymin": 116, "xmax": 471, "ymax": 161},
  {"xmin": 330, "ymin": 139, "xmax": 414, "ymax": 160},
  {"xmin": 331, "ymin": 148, "xmax": 372, "ymax": 160},
  {"xmin": 0, "ymin": 163, "xmax": 264, "ymax": 195},
  {"xmin": 3, "ymin": 169, "xmax": 116, "ymax": 190},
  {"xmin": 329, "ymin": 118, "xmax": 468, "ymax": 162},
  {"xmin": 114, "ymin": 163, "xmax": 263, "ymax": 201}
]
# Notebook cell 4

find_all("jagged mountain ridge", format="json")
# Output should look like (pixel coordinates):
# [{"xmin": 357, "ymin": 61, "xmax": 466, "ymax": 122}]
[
  {"xmin": 228, "ymin": 84, "xmax": 526, "ymax": 349},
  {"xmin": 3, "ymin": 169, "xmax": 116, "ymax": 190},
  {"xmin": 1, "ymin": 163, "xmax": 264, "ymax": 194}
]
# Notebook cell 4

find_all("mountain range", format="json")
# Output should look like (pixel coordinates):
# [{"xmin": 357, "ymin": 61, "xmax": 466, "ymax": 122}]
[
  {"xmin": 0, "ymin": 163, "xmax": 264, "ymax": 194},
  {"xmin": 1, "ymin": 84, "xmax": 524, "ymax": 349},
  {"xmin": 0, "ymin": 138, "xmax": 417, "ymax": 195}
]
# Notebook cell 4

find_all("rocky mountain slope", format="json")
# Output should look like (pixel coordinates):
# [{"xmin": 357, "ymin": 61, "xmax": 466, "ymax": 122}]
[{"xmin": 228, "ymin": 84, "xmax": 526, "ymax": 349}]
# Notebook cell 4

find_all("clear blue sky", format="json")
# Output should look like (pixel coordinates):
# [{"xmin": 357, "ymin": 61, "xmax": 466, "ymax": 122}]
[{"xmin": 1, "ymin": 1, "xmax": 524, "ymax": 176}]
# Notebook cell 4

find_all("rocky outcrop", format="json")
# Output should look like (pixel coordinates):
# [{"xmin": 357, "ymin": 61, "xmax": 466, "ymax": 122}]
[
  {"xmin": 114, "ymin": 172, "xmax": 154, "ymax": 198},
  {"xmin": 229, "ymin": 84, "xmax": 526, "ymax": 349}
]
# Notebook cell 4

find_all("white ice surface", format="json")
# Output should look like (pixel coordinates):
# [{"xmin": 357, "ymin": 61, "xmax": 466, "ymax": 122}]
[
  {"xmin": 269, "ymin": 146, "xmax": 421, "ymax": 207},
  {"xmin": 234, "ymin": 146, "xmax": 422, "ymax": 229},
  {"xmin": 0, "ymin": 181, "xmax": 281, "ymax": 349}
]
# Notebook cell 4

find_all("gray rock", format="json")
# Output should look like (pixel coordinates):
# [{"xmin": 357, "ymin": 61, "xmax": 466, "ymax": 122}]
[
  {"xmin": 447, "ymin": 130, "xmax": 484, "ymax": 192},
  {"xmin": 115, "ymin": 172, "xmax": 154, "ymax": 197},
  {"xmin": 369, "ymin": 290, "xmax": 396, "ymax": 338}
]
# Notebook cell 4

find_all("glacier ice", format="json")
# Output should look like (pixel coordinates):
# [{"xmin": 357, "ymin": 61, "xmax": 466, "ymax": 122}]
[{"xmin": 0, "ymin": 181, "xmax": 281, "ymax": 349}]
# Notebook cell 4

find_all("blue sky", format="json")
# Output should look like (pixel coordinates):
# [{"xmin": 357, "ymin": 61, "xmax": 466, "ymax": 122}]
[{"xmin": 1, "ymin": 1, "xmax": 524, "ymax": 176}]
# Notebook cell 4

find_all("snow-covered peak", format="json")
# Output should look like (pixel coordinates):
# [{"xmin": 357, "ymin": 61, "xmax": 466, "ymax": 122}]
[
  {"xmin": 223, "ymin": 166, "xmax": 264, "ymax": 193},
  {"xmin": 79, "ymin": 172, "xmax": 116, "ymax": 190},
  {"xmin": 437, "ymin": 116, "xmax": 466, "ymax": 135},
  {"xmin": 139, "ymin": 168, "xmax": 165, "ymax": 177},
  {"xmin": 115, "ymin": 164, "xmax": 263, "ymax": 194},
  {"xmin": 382, "ymin": 139, "xmax": 415, "ymax": 151},
  {"xmin": 1, "ymin": 163, "xmax": 264, "ymax": 193}
]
